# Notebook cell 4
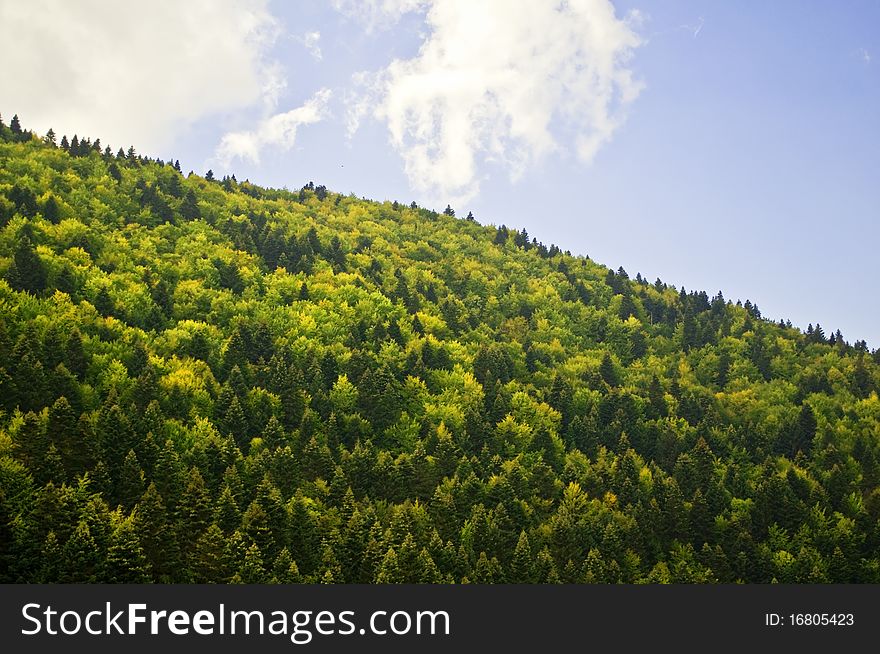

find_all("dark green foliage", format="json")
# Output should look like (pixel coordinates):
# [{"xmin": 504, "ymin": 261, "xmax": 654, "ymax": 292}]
[
  {"xmin": 104, "ymin": 517, "xmax": 152, "ymax": 583},
  {"xmin": 42, "ymin": 195, "xmax": 61, "ymax": 224},
  {"xmin": 6, "ymin": 236, "xmax": 46, "ymax": 294},
  {"xmin": 0, "ymin": 119, "xmax": 878, "ymax": 584},
  {"xmin": 599, "ymin": 353, "xmax": 619, "ymax": 388},
  {"xmin": 181, "ymin": 190, "xmax": 200, "ymax": 220}
]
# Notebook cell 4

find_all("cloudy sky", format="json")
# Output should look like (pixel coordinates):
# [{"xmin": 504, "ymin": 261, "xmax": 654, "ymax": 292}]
[{"xmin": 1, "ymin": 0, "xmax": 878, "ymax": 345}]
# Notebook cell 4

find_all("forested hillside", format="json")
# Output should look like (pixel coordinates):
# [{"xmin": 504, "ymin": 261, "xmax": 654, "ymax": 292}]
[{"xmin": 1, "ymin": 114, "xmax": 879, "ymax": 583}]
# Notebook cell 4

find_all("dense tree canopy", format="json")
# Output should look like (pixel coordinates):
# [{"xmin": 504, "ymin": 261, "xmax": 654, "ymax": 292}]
[{"xmin": 1, "ymin": 116, "xmax": 879, "ymax": 583}]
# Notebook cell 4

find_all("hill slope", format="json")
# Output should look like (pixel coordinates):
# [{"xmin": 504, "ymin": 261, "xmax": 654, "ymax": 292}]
[{"xmin": 1, "ymin": 115, "xmax": 879, "ymax": 583}]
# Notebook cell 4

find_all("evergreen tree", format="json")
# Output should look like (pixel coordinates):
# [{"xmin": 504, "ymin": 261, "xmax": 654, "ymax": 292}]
[
  {"xmin": 181, "ymin": 189, "xmax": 200, "ymax": 220},
  {"xmin": 104, "ymin": 516, "xmax": 152, "ymax": 582},
  {"xmin": 42, "ymin": 195, "xmax": 61, "ymax": 223},
  {"xmin": 7, "ymin": 237, "xmax": 47, "ymax": 294},
  {"xmin": 509, "ymin": 531, "xmax": 534, "ymax": 583},
  {"xmin": 533, "ymin": 547, "xmax": 560, "ymax": 583},
  {"xmin": 135, "ymin": 483, "xmax": 172, "ymax": 578},
  {"xmin": 117, "ymin": 450, "xmax": 145, "ymax": 510},
  {"xmin": 272, "ymin": 548, "xmax": 302, "ymax": 583},
  {"xmin": 180, "ymin": 467, "xmax": 212, "ymax": 536},
  {"xmin": 791, "ymin": 404, "xmax": 817, "ymax": 457},
  {"xmin": 192, "ymin": 524, "xmax": 230, "ymax": 583},
  {"xmin": 376, "ymin": 548, "xmax": 404, "ymax": 583},
  {"xmin": 232, "ymin": 543, "xmax": 267, "ymax": 584},
  {"xmin": 599, "ymin": 353, "xmax": 619, "ymax": 388},
  {"xmin": 59, "ymin": 522, "xmax": 100, "ymax": 582}
]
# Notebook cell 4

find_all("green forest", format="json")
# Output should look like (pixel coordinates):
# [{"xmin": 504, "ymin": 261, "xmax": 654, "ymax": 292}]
[{"xmin": 1, "ymin": 114, "xmax": 879, "ymax": 584}]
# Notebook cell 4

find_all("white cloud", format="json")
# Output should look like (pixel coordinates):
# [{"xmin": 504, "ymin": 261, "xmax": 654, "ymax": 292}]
[
  {"xmin": 214, "ymin": 89, "xmax": 332, "ymax": 165},
  {"xmin": 680, "ymin": 16, "xmax": 704, "ymax": 38},
  {"xmin": 344, "ymin": 72, "xmax": 378, "ymax": 139},
  {"xmin": 347, "ymin": 0, "xmax": 643, "ymax": 203},
  {"xmin": 299, "ymin": 31, "xmax": 323, "ymax": 61},
  {"xmin": 332, "ymin": 0, "xmax": 429, "ymax": 32},
  {"xmin": 261, "ymin": 62, "xmax": 289, "ymax": 113},
  {"xmin": 0, "ymin": 0, "xmax": 280, "ymax": 154}
]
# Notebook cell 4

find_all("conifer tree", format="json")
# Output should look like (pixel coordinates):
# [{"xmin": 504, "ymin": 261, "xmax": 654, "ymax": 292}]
[
  {"xmin": 599, "ymin": 353, "xmax": 619, "ymax": 388},
  {"xmin": 104, "ymin": 516, "xmax": 152, "ymax": 583},
  {"xmin": 117, "ymin": 450, "xmax": 145, "ymax": 510},
  {"xmin": 7, "ymin": 237, "xmax": 47, "ymax": 294},
  {"xmin": 191, "ymin": 524, "xmax": 229, "ymax": 583},
  {"xmin": 376, "ymin": 547, "xmax": 404, "ymax": 583},
  {"xmin": 509, "ymin": 531, "xmax": 534, "ymax": 583},
  {"xmin": 232, "ymin": 542, "xmax": 267, "ymax": 584},
  {"xmin": 180, "ymin": 189, "xmax": 200, "ymax": 220},
  {"xmin": 59, "ymin": 522, "xmax": 100, "ymax": 582},
  {"xmin": 272, "ymin": 547, "xmax": 302, "ymax": 583}
]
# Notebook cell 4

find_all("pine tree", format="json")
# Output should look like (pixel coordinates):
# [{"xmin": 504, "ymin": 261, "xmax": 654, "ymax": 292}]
[
  {"xmin": 534, "ymin": 547, "xmax": 559, "ymax": 583},
  {"xmin": 97, "ymin": 401, "xmax": 134, "ymax": 474},
  {"xmin": 272, "ymin": 548, "xmax": 302, "ymax": 583},
  {"xmin": 717, "ymin": 350, "xmax": 731, "ymax": 388},
  {"xmin": 472, "ymin": 551, "xmax": 503, "ymax": 583},
  {"xmin": 12, "ymin": 411, "xmax": 48, "ymax": 472},
  {"xmin": 599, "ymin": 353, "xmax": 619, "ymax": 388},
  {"xmin": 792, "ymin": 404, "xmax": 817, "ymax": 457},
  {"xmin": 192, "ymin": 524, "xmax": 230, "ymax": 583},
  {"xmin": 37, "ymin": 532, "xmax": 61, "ymax": 582},
  {"xmin": 416, "ymin": 548, "xmax": 443, "ymax": 583},
  {"xmin": 376, "ymin": 547, "xmax": 404, "ymax": 583},
  {"xmin": 153, "ymin": 440, "xmax": 184, "ymax": 515},
  {"xmin": 648, "ymin": 374, "xmax": 667, "ymax": 418},
  {"xmin": 214, "ymin": 484, "xmax": 242, "ymax": 534},
  {"xmin": 682, "ymin": 307, "xmax": 698, "ymax": 352},
  {"xmin": 117, "ymin": 450, "xmax": 145, "ymax": 510},
  {"xmin": 7, "ymin": 237, "xmax": 47, "ymax": 294},
  {"xmin": 231, "ymin": 543, "xmax": 267, "ymax": 584},
  {"xmin": 59, "ymin": 522, "xmax": 100, "ymax": 582},
  {"xmin": 41, "ymin": 443, "xmax": 65, "ymax": 485},
  {"xmin": 509, "ymin": 531, "xmax": 534, "ymax": 583},
  {"xmin": 242, "ymin": 500, "xmax": 275, "ymax": 561},
  {"xmin": 108, "ymin": 162, "xmax": 122, "ymax": 183},
  {"xmin": 223, "ymin": 396, "xmax": 249, "ymax": 447},
  {"xmin": 104, "ymin": 516, "xmax": 152, "ymax": 583},
  {"xmin": 319, "ymin": 540, "xmax": 343, "ymax": 583},
  {"xmin": 47, "ymin": 396, "xmax": 76, "ymax": 469},
  {"xmin": 180, "ymin": 189, "xmax": 200, "ymax": 220},
  {"xmin": 548, "ymin": 375, "xmax": 574, "ymax": 428},
  {"xmin": 135, "ymin": 483, "xmax": 171, "ymax": 578},
  {"xmin": 180, "ymin": 467, "xmax": 212, "ymax": 536},
  {"xmin": 357, "ymin": 364, "xmax": 401, "ymax": 432},
  {"xmin": 94, "ymin": 287, "xmax": 114, "ymax": 316}
]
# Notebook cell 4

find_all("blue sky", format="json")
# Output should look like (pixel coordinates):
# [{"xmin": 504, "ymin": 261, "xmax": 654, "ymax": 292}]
[{"xmin": 2, "ymin": 0, "xmax": 878, "ymax": 345}]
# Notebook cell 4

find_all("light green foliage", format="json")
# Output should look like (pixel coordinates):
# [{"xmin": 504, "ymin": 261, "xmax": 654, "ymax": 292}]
[{"xmin": 0, "ymin": 121, "xmax": 879, "ymax": 583}]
